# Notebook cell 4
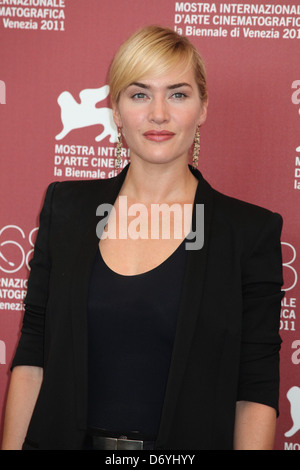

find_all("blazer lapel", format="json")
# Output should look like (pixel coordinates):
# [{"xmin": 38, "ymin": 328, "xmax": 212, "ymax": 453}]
[
  {"xmin": 70, "ymin": 167, "xmax": 129, "ymax": 429},
  {"xmin": 156, "ymin": 169, "xmax": 215, "ymax": 448}
]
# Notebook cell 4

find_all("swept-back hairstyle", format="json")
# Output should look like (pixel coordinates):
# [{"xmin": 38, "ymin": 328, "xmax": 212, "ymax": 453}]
[{"xmin": 109, "ymin": 25, "xmax": 208, "ymax": 104}]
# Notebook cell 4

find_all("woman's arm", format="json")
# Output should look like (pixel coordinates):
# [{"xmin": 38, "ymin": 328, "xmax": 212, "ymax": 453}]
[
  {"xmin": 236, "ymin": 212, "xmax": 283, "ymax": 450},
  {"xmin": 1, "ymin": 366, "xmax": 43, "ymax": 450},
  {"xmin": 233, "ymin": 401, "xmax": 277, "ymax": 450},
  {"xmin": 2, "ymin": 184, "xmax": 57, "ymax": 450}
]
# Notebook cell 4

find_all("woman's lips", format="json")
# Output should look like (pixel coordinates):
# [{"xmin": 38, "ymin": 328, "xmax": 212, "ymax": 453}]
[{"xmin": 143, "ymin": 130, "xmax": 175, "ymax": 142}]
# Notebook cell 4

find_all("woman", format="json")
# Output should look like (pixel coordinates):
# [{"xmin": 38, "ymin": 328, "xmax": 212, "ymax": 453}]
[{"xmin": 2, "ymin": 26, "xmax": 284, "ymax": 450}]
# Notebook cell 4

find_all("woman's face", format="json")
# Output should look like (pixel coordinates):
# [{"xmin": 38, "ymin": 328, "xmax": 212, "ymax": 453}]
[{"xmin": 112, "ymin": 64, "xmax": 207, "ymax": 167}]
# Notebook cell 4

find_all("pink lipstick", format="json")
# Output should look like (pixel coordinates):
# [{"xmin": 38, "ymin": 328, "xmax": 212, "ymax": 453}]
[{"xmin": 143, "ymin": 130, "xmax": 175, "ymax": 142}]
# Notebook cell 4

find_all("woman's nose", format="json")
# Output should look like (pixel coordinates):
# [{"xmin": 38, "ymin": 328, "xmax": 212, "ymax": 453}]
[{"xmin": 148, "ymin": 97, "xmax": 169, "ymax": 124}]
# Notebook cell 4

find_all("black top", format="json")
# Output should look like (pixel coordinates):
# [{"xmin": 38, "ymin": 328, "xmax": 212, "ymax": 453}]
[
  {"xmin": 87, "ymin": 241, "xmax": 187, "ymax": 439},
  {"xmin": 11, "ymin": 167, "xmax": 283, "ymax": 449}
]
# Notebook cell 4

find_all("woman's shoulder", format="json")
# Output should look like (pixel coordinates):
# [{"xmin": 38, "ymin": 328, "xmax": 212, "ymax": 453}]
[
  {"xmin": 213, "ymin": 186, "xmax": 279, "ymax": 218},
  {"xmin": 208, "ymin": 183, "xmax": 283, "ymax": 240},
  {"xmin": 194, "ymin": 168, "xmax": 282, "ymax": 227},
  {"xmin": 47, "ymin": 174, "xmax": 118, "ymax": 203}
]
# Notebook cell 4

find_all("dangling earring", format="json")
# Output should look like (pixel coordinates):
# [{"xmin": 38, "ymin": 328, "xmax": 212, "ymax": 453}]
[
  {"xmin": 115, "ymin": 127, "xmax": 123, "ymax": 169},
  {"xmin": 192, "ymin": 126, "xmax": 200, "ymax": 168}
]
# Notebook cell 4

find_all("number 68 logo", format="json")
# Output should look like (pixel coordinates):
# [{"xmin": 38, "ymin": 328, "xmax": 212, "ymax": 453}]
[
  {"xmin": 0, "ymin": 225, "xmax": 38, "ymax": 273},
  {"xmin": 281, "ymin": 242, "xmax": 297, "ymax": 292}
]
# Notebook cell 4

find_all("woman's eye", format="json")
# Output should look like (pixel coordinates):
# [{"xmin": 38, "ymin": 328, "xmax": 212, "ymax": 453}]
[
  {"xmin": 172, "ymin": 92, "xmax": 187, "ymax": 99},
  {"xmin": 131, "ymin": 92, "xmax": 147, "ymax": 99}
]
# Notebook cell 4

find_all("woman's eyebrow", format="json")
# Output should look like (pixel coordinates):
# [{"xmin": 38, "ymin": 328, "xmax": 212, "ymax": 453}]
[
  {"xmin": 167, "ymin": 82, "xmax": 192, "ymax": 90},
  {"xmin": 129, "ymin": 82, "xmax": 149, "ymax": 89},
  {"xmin": 128, "ymin": 82, "xmax": 192, "ymax": 90}
]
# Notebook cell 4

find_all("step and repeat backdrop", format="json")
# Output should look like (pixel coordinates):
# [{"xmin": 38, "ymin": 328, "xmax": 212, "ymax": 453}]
[{"xmin": 0, "ymin": 0, "xmax": 299, "ymax": 450}]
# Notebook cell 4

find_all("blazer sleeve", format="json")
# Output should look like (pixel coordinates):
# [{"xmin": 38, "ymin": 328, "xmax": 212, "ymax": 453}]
[
  {"xmin": 237, "ymin": 212, "xmax": 284, "ymax": 414},
  {"xmin": 11, "ymin": 182, "xmax": 58, "ymax": 369}
]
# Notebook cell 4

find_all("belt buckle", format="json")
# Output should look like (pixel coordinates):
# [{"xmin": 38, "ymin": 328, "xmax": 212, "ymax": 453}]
[
  {"xmin": 92, "ymin": 435, "xmax": 143, "ymax": 450},
  {"xmin": 93, "ymin": 436, "xmax": 117, "ymax": 450},
  {"xmin": 117, "ymin": 436, "xmax": 143, "ymax": 450}
]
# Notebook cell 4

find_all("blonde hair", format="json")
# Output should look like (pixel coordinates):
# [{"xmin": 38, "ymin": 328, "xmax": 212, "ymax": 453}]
[{"xmin": 109, "ymin": 25, "xmax": 208, "ymax": 104}]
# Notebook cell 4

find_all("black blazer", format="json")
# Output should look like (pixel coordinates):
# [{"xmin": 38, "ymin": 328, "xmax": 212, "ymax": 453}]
[{"xmin": 13, "ymin": 165, "xmax": 284, "ymax": 450}]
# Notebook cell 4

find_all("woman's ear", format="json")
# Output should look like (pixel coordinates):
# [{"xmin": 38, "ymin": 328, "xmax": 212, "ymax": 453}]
[
  {"xmin": 198, "ymin": 99, "xmax": 208, "ymax": 127},
  {"xmin": 112, "ymin": 101, "xmax": 123, "ymax": 128}
]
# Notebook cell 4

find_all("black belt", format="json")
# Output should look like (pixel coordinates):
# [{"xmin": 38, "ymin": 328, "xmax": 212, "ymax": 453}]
[{"xmin": 86, "ymin": 428, "xmax": 155, "ymax": 450}]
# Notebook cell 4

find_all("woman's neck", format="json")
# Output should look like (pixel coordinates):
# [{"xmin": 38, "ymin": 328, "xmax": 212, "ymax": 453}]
[{"xmin": 119, "ymin": 159, "xmax": 198, "ymax": 204}]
